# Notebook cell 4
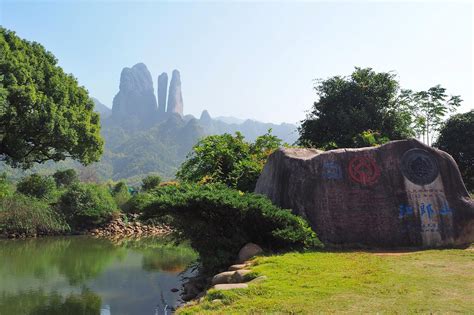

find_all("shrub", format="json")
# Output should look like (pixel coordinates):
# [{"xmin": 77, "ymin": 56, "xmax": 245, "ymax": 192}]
[
  {"xmin": 0, "ymin": 194, "xmax": 69, "ymax": 235},
  {"xmin": 141, "ymin": 184, "xmax": 322, "ymax": 270},
  {"xmin": 53, "ymin": 169, "xmax": 79, "ymax": 188},
  {"xmin": 111, "ymin": 181, "xmax": 131, "ymax": 211},
  {"xmin": 17, "ymin": 174, "xmax": 56, "ymax": 199},
  {"xmin": 57, "ymin": 183, "xmax": 118, "ymax": 229},
  {"xmin": 141, "ymin": 175, "xmax": 162, "ymax": 191},
  {"xmin": 0, "ymin": 173, "xmax": 13, "ymax": 198}
]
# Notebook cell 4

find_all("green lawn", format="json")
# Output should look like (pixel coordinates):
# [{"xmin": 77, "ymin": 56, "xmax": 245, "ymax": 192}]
[{"xmin": 179, "ymin": 248, "xmax": 474, "ymax": 314}]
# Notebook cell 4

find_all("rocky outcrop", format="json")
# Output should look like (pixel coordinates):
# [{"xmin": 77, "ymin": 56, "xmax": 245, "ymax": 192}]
[
  {"xmin": 157, "ymin": 72, "xmax": 168, "ymax": 115},
  {"xmin": 199, "ymin": 110, "xmax": 212, "ymax": 125},
  {"xmin": 255, "ymin": 139, "xmax": 474, "ymax": 247},
  {"xmin": 167, "ymin": 70, "xmax": 184, "ymax": 116},
  {"xmin": 111, "ymin": 63, "xmax": 158, "ymax": 126}
]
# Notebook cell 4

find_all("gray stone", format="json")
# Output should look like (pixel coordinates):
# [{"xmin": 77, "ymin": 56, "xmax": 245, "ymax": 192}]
[
  {"xmin": 211, "ymin": 271, "xmax": 235, "ymax": 285},
  {"xmin": 228, "ymin": 264, "xmax": 248, "ymax": 271},
  {"xmin": 255, "ymin": 139, "xmax": 474, "ymax": 247},
  {"xmin": 248, "ymin": 275, "xmax": 268, "ymax": 284},
  {"xmin": 230, "ymin": 269, "xmax": 252, "ymax": 283},
  {"xmin": 213, "ymin": 283, "xmax": 248, "ymax": 290},
  {"xmin": 157, "ymin": 72, "xmax": 168, "ymax": 115},
  {"xmin": 111, "ymin": 63, "xmax": 158, "ymax": 126},
  {"xmin": 167, "ymin": 69, "xmax": 184, "ymax": 116},
  {"xmin": 237, "ymin": 243, "xmax": 263, "ymax": 263}
]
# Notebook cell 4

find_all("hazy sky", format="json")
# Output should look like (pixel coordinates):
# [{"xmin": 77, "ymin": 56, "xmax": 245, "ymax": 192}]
[{"xmin": 1, "ymin": 1, "xmax": 472, "ymax": 124}]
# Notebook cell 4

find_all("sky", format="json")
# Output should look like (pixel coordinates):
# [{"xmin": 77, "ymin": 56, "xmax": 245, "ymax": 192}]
[{"xmin": 0, "ymin": 0, "xmax": 473, "ymax": 125}]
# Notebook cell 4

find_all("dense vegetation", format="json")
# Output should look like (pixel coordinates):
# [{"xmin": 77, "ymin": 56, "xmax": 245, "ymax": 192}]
[
  {"xmin": 0, "ymin": 28, "xmax": 103, "ymax": 168},
  {"xmin": 435, "ymin": 110, "xmax": 474, "ymax": 191},
  {"xmin": 298, "ymin": 67, "xmax": 461, "ymax": 149},
  {"xmin": 177, "ymin": 131, "xmax": 281, "ymax": 192},
  {"xmin": 140, "ymin": 183, "xmax": 322, "ymax": 269}
]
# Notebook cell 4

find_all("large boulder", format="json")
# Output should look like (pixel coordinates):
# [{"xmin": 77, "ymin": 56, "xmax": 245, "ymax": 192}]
[{"xmin": 255, "ymin": 139, "xmax": 474, "ymax": 247}]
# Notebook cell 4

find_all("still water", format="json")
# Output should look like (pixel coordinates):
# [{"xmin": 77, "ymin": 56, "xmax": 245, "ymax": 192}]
[{"xmin": 0, "ymin": 236, "xmax": 198, "ymax": 315}]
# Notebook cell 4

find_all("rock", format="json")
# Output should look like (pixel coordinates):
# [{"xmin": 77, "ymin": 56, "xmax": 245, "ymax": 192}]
[
  {"xmin": 237, "ymin": 243, "xmax": 263, "ymax": 263},
  {"xmin": 211, "ymin": 299, "xmax": 222, "ymax": 304},
  {"xmin": 167, "ymin": 69, "xmax": 183, "ymax": 116},
  {"xmin": 199, "ymin": 110, "xmax": 212, "ymax": 125},
  {"xmin": 157, "ymin": 72, "xmax": 168, "ymax": 115},
  {"xmin": 230, "ymin": 269, "xmax": 252, "ymax": 283},
  {"xmin": 111, "ymin": 63, "xmax": 158, "ymax": 127},
  {"xmin": 228, "ymin": 264, "xmax": 248, "ymax": 271},
  {"xmin": 249, "ymin": 275, "xmax": 268, "ymax": 284},
  {"xmin": 211, "ymin": 271, "xmax": 235, "ymax": 285},
  {"xmin": 255, "ymin": 139, "xmax": 474, "ymax": 247},
  {"xmin": 213, "ymin": 283, "xmax": 248, "ymax": 290}
]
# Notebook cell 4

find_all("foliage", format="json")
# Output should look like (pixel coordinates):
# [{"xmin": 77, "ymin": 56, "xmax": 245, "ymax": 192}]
[
  {"xmin": 53, "ymin": 169, "xmax": 78, "ymax": 188},
  {"xmin": 141, "ymin": 174, "xmax": 162, "ymax": 191},
  {"xmin": 0, "ymin": 194, "xmax": 69, "ymax": 235},
  {"xmin": 177, "ymin": 131, "xmax": 282, "ymax": 192},
  {"xmin": 180, "ymin": 250, "xmax": 474, "ymax": 314},
  {"xmin": 57, "ymin": 183, "xmax": 117, "ymax": 229},
  {"xmin": 0, "ymin": 27, "xmax": 103, "ymax": 168},
  {"xmin": 0, "ymin": 172, "xmax": 13, "ymax": 198},
  {"xmin": 298, "ymin": 67, "xmax": 414, "ymax": 149},
  {"xmin": 401, "ymin": 85, "xmax": 462, "ymax": 145},
  {"xmin": 435, "ymin": 110, "xmax": 474, "ymax": 190},
  {"xmin": 141, "ymin": 183, "xmax": 322, "ymax": 270},
  {"xmin": 111, "ymin": 181, "xmax": 131, "ymax": 211},
  {"xmin": 16, "ymin": 174, "xmax": 56, "ymax": 199},
  {"xmin": 352, "ymin": 130, "xmax": 390, "ymax": 147}
]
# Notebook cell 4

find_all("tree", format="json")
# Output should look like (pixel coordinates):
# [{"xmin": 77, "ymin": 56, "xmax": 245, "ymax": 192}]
[
  {"xmin": 298, "ymin": 67, "xmax": 414, "ymax": 149},
  {"xmin": 434, "ymin": 110, "xmax": 474, "ymax": 191},
  {"xmin": 16, "ymin": 174, "xmax": 56, "ymax": 199},
  {"xmin": 401, "ymin": 85, "xmax": 461, "ymax": 146},
  {"xmin": 0, "ymin": 28, "xmax": 103, "ymax": 168},
  {"xmin": 141, "ymin": 175, "xmax": 162, "ymax": 191},
  {"xmin": 176, "ymin": 130, "xmax": 282, "ymax": 192},
  {"xmin": 53, "ymin": 169, "xmax": 79, "ymax": 188}
]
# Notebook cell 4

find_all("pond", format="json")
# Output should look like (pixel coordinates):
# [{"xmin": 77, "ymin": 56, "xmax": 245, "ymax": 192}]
[{"xmin": 0, "ymin": 236, "xmax": 198, "ymax": 315}]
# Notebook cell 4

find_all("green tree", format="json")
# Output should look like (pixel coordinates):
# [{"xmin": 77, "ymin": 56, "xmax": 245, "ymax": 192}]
[
  {"xmin": 402, "ymin": 85, "xmax": 462, "ymax": 146},
  {"xmin": 434, "ymin": 110, "xmax": 474, "ymax": 191},
  {"xmin": 298, "ymin": 67, "xmax": 413, "ymax": 149},
  {"xmin": 141, "ymin": 175, "xmax": 162, "ymax": 191},
  {"xmin": 17, "ymin": 174, "xmax": 56, "ymax": 199},
  {"xmin": 53, "ymin": 169, "xmax": 79, "ymax": 188},
  {"xmin": 176, "ymin": 130, "xmax": 282, "ymax": 192},
  {"xmin": 0, "ymin": 27, "xmax": 103, "ymax": 168}
]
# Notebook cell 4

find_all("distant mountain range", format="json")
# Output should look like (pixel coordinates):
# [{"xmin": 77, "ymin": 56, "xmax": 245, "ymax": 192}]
[{"xmin": 1, "ymin": 63, "xmax": 298, "ymax": 183}]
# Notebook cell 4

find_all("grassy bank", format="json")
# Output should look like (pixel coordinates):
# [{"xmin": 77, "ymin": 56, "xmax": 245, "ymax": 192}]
[{"xmin": 180, "ymin": 248, "xmax": 474, "ymax": 314}]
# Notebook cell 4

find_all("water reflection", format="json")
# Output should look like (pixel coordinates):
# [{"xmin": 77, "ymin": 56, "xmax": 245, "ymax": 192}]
[{"xmin": 0, "ymin": 236, "xmax": 197, "ymax": 315}]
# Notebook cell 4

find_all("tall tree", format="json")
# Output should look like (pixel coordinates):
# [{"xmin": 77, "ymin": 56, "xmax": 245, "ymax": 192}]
[
  {"xmin": 0, "ymin": 28, "xmax": 103, "ymax": 168},
  {"xmin": 298, "ymin": 67, "xmax": 413, "ymax": 149},
  {"xmin": 434, "ymin": 110, "xmax": 474, "ymax": 191},
  {"xmin": 402, "ymin": 85, "xmax": 461, "ymax": 146}
]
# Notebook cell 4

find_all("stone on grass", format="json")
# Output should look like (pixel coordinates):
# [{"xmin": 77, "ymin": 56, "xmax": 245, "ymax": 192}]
[
  {"xmin": 230, "ymin": 269, "xmax": 253, "ymax": 283},
  {"xmin": 228, "ymin": 264, "xmax": 248, "ymax": 271},
  {"xmin": 237, "ymin": 243, "xmax": 263, "ymax": 263},
  {"xmin": 211, "ymin": 271, "xmax": 235, "ymax": 285},
  {"xmin": 249, "ymin": 275, "xmax": 268, "ymax": 284}
]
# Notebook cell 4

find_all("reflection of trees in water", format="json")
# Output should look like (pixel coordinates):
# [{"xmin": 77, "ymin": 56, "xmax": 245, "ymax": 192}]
[
  {"xmin": 0, "ymin": 288, "xmax": 101, "ymax": 315},
  {"xmin": 0, "ymin": 237, "xmax": 126, "ymax": 285}
]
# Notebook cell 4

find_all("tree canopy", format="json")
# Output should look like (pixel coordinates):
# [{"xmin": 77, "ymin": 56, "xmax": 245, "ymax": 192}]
[
  {"xmin": 0, "ymin": 27, "xmax": 103, "ymax": 168},
  {"xmin": 176, "ymin": 131, "xmax": 282, "ymax": 192},
  {"xmin": 435, "ymin": 110, "xmax": 474, "ymax": 191},
  {"xmin": 298, "ymin": 67, "xmax": 414, "ymax": 149}
]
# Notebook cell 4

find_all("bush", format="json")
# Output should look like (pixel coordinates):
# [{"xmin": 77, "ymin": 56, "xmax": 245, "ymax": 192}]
[
  {"xmin": 141, "ymin": 184, "xmax": 322, "ymax": 270},
  {"xmin": 141, "ymin": 175, "xmax": 162, "ymax": 191},
  {"xmin": 0, "ymin": 173, "xmax": 13, "ymax": 198},
  {"xmin": 0, "ymin": 194, "xmax": 69, "ymax": 235},
  {"xmin": 57, "ymin": 183, "xmax": 118, "ymax": 229},
  {"xmin": 53, "ymin": 169, "xmax": 79, "ymax": 188},
  {"xmin": 17, "ymin": 174, "xmax": 56, "ymax": 199},
  {"xmin": 111, "ymin": 181, "xmax": 131, "ymax": 211},
  {"xmin": 177, "ymin": 131, "xmax": 282, "ymax": 192}
]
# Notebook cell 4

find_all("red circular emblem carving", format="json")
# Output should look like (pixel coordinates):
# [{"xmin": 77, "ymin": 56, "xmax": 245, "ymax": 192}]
[{"xmin": 348, "ymin": 156, "xmax": 381, "ymax": 185}]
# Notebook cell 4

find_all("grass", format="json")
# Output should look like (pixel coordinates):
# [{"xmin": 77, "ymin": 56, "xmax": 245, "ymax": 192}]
[{"xmin": 179, "ymin": 248, "xmax": 474, "ymax": 314}]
